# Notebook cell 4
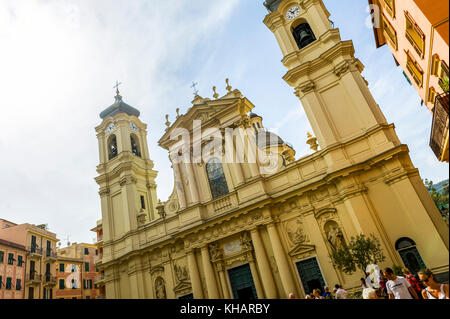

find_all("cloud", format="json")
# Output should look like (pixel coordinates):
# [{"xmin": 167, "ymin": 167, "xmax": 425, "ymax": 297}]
[{"xmin": 0, "ymin": 0, "xmax": 240, "ymax": 243}]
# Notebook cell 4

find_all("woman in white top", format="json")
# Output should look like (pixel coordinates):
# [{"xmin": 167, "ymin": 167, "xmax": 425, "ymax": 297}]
[{"xmin": 418, "ymin": 269, "xmax": 449, "ymax": 299}]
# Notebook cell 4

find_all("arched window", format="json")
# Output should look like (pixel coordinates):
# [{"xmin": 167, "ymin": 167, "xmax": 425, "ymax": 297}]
[
  {"xmin": 206, "ymin": 158, "xmax": 229, "ymax": 200},
  {"xmin": 395, "ymin": 237, "xmax": 426, "ymax": 274},
  {"xmin": 130, "ymin": 134, "xmax": 141, "ymax": 157},
  {"xmin": 108, "ymin": 135, "xmax": 118, "ymax": 160},
  {"xmin": 293, "ymin": 23, "xmax": 316, "ymax": 50}
]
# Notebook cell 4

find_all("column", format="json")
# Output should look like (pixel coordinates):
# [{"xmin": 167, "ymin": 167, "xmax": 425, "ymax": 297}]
[
  {"xmin": 250, "ymin": 228, "xmax": 278, "ymax": 298},
  {"xmin": 248, "ymin": 257, "xmax": 265, "ymax": 299},
  {"xmin": 187, "ymin": 249, "xmax": 204, "ymax": 299},
  {"xmin": 173, "ymin": 163, "xmax": 187, "ymax": 209},
  {"xmin": 200, "ymin": 246, "xmax": 220, "ymax": 299},
  {"xmin": 245, "ymin": 133, "xmax": 260, "ymax": 178},
  {"xmin": 266, "ymin": 223, "xmax": 298, "ymax": 298},
  {"xmin": 217, "ymin": 264, "xmax": 231, "ymax": 299},
  {"xmin": 184, "ymin": 162, "xmax": 200, "ymax": 203},
  {"xmin": 225, "ymin": 129, "xmax": 244, "ymax": 186}
]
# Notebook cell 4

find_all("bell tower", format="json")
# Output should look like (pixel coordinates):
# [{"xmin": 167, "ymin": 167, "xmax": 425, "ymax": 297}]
[
  {"xmin": 95, "ymin": 87, "xmax": 158, "ymax": 249},
  {"xmin": 264, "ymin": 0, "xmax": 400, "ymax": 171},
  {"xmin": 263, "ymin": 0, "xmax": 449, "ymax": 276}
]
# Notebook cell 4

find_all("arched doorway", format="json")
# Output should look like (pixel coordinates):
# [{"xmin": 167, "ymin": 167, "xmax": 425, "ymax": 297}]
[{"xmin": 395, "ymin": 238, "xmax": 426, "ymax": 274}]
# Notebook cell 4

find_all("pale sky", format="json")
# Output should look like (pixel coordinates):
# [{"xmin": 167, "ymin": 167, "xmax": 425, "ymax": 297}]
[{"xmin": 0, "ymin": 0, "xmax": 448, "ymax": 245}]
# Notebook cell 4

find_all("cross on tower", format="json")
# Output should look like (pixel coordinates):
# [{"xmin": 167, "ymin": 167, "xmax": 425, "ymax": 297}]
[
  {"xmin": 113, "ymin": 81, "xmax": 122, "ymax": 95},
  {"xmin": 190, "ymin": 81, "xmax": 199, "ymax": 96}
]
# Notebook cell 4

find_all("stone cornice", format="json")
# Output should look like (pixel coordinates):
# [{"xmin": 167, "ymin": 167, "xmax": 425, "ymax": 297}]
[{"xmin": 283, "ymin": 40, "xmax": 355, "ymax": 86}]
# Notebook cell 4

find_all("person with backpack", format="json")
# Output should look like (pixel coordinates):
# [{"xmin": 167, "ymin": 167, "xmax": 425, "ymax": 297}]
[{"xmin": 402, "ymin": 268, "xmax": 423, "ymax": 298}]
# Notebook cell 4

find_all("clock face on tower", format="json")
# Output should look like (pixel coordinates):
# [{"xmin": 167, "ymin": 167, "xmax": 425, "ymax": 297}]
[
  {"xmin": 106, "ymin": 123, "xmax": 115, "ymax": 134},
  {"xmin": 130, "ymin": 122, "xmax": 138, "ymax": 132},
  {"xmin": 286, "ymin": 6, "xmax": 300, "ymax": 20}
]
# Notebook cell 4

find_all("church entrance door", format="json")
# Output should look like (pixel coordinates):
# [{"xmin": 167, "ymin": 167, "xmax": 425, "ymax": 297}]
[
  {"xmin": 296, "ymin": 257, "xmax": 326, "ymax": 295},
  {"xmin": 227, "ymin": 264, "xmax": 257, "ymax": 299}
]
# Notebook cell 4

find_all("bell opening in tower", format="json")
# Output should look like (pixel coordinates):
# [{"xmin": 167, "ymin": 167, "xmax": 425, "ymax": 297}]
[{"xmin": 292, "ymin": 23, "xmax": 316, "ymax": 50}]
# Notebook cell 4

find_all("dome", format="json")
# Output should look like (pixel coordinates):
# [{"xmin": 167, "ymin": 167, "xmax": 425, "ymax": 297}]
[
  {"xmin": 263, "ymin": 0, "xmax": 283, "ymax": 12},
  {"xmin": 99, "ymin": 94, "xmax": 140, "ymax": 119},
  {"xmin": 256, "ymin": 131, "xmax": 284, "ymax": 148},
  {"xmin": 249, "ymin": 112, "xmax": 262, "ymax": 119}
]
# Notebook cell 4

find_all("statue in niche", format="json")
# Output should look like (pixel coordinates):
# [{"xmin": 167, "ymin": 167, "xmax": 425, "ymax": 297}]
[
  {"xmin": 326, "ymin": 224, "xmax": 346, "ymax": 251},
  {"xmin": 155, "ymin": 277, "xmax": 166, "ymax": 299},
  {"xmin": 240, "ymin": 231, "xmax": 253, "ymax": 250}
]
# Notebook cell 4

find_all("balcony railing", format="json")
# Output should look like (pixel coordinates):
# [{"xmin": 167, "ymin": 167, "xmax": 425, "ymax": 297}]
[
  {"xmin": 27, "ymin": 246, "xmax": 43, "ymax": 256},
  {"xmin": 43, "ymin": 275, "xmax": 57, "ymax": 285},
  {"xmin": 430, "ymin": 93, "xmax": 449, "ymax": 161},
  {"xmin": 44, "ymin": 248, "xmax": 57, "ymax": 259},
  {"xmin": 25, "ymin": 273, "xmax": 42, "ymax": 282}
]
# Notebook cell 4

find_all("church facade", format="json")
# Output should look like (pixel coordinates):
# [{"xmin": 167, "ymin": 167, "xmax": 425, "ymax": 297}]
[{"xmin": 92, "ymin": 0, "xmax": 449, "ymax": 299}]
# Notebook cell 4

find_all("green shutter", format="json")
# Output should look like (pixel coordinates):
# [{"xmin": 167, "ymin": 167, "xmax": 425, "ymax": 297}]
[
  {"xmin": 85, "ymin": 262, "xmax": 89, "ymax": 272},
  {"xmin": 59, "ymin": 279, "xmax": 65, "ymax": 289},
  {"xmin": 16, "ymin": 279, "xmax": 21, "ymax": 290},
  {"xmin": 6, "ymin": 277, "xmax": 12, "ymax": 290},
  {"xmin": 59, "ymin": 263, "xmax": 64, "ymax": 272},
  {"xmin": 0, "ymin": 251, "xmax": 4, "ymax": 263}
]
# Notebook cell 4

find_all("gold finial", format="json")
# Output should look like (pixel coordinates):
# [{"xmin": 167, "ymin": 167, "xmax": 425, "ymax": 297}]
[
  {"xmin": 306, "ymin": 132, "xmax": 319, "ymax": 152},
  {"xmin": 165, "ymin": 114, "xmax": 171, "ymax": 131},
  {"xmin": 212, "ymin": 86, "xmax": 219, "ymax": 99},
  {"xmin": 176, "ymin": 108, "xmax": 180, "ymax": 119},
  {"xmin": 225, "ymin": 78, "xmax": 232, "ymax": 93}
]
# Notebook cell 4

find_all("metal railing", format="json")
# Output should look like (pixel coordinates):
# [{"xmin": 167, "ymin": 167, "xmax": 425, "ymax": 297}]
[
  {"xmin": 430, "ymin": 93, "xmax": 449, "ymax": 161},
  {"xmin": 44, "ymin": 248, "xmax": 57, "ymax": 258},
  {"xmin": 27, "ymin": 246, "xmax": 43, "ymax": 256},
  {"xmin": 43, "ymin": 275, "xmax": 57, "ymax": 284},
  {"xmin": 25, "ymin": 273, "xmax": 42, "ymax": 282}
]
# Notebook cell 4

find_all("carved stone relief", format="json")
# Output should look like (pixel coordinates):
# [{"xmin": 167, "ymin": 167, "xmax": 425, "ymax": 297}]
[
  {"xmin": 240, "ymin": 231, "xmax": 253, "ymax": 251},
  {"xmin": 209, "ymin": 242, "xmax": 223, "ymax": 261},
  {"xmin": 285, "ymin": 218, "xmax": 307, "ymax": 246},
  {"xmin": 173, "ymin": 260, "xmax": 189, "ymax": 283}
]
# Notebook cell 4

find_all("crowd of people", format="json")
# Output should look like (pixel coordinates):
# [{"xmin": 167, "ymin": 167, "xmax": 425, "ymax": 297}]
[{"xmin": 290, "ymin": 268, "xmax": 449, "ymax": 300}]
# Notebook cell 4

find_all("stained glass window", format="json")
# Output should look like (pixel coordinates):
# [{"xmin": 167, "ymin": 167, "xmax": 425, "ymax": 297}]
[{"xmin": 206, "ymin": 158, "xmax": 229, "ymax": 200}]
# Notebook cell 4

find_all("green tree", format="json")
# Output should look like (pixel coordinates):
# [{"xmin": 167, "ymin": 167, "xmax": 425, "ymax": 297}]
[
  {"xmin": 329, "ymin": 234, "xmax": 386, "ymax": 276},
  {"xmin": 424, "ymin": 179, "xmax": 449, "ymax": 220}
]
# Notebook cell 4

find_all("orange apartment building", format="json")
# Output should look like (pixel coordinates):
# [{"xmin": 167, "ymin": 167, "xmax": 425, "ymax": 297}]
[
  {"xmin": 0, "ymin": 238, "xmax": 26, "ymax": 299},
  {"xmin": 369, "ymin": 0, "xmax": 449, "ymax": 162},
  {"xmin": 55, "ymin": 243, "xmax": 100, "ymax": 299},
  {"xmin": 91, "ymin": 220, "xmax": 105, "ymax": 299},
  {"xmin": 0, "ymin": 219, "xmax": 58, "ymax": 299}
]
